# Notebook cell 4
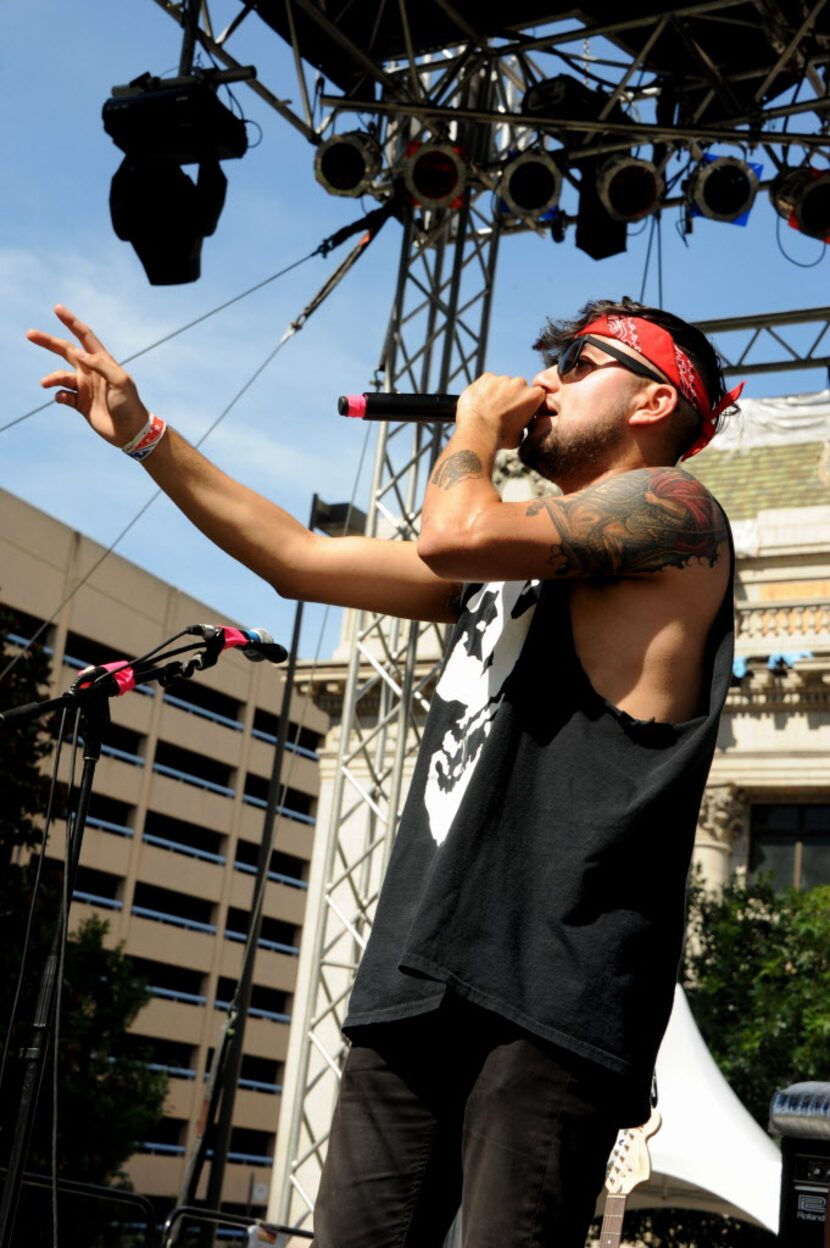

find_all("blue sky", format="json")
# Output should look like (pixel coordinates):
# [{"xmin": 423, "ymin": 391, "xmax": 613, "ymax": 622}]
[{"xmin": 4, "ymin": 1, "xmax": 828, "ymax": 661}]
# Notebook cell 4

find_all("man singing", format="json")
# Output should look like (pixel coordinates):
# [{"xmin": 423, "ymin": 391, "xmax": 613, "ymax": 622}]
[{"xmin": 29, "ymin": 296, "xmax": 738, "ymax": 1248}]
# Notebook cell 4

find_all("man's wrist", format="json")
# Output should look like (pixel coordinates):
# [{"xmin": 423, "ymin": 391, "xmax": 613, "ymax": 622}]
[
  {"xmin": 454, "ymin": 409, "xmax": 513, "ymax": 455},
  {"xmin": 121, "ymin": 412, "xmax": 167, "ymax": 461}
]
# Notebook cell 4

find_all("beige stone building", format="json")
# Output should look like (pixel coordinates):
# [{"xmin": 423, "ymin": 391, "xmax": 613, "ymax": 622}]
[
  {"xmin": 0, "ymin": 487, "xmax": 328, "ymax": 1217},
  {"xmin": 690, "ymin": 390, "xmax": 830, "ymax": 894}
]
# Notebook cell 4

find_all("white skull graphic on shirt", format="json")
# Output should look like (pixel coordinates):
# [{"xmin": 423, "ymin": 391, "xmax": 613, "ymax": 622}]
[{"xmin": 424, "ymin": 580, "xmax": 539, "ymax": 846}]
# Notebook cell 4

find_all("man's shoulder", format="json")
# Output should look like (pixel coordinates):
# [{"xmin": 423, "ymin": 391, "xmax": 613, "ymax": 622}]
[
  {"xmin": 568, "ymin": 464, "xmax": 730, "ymax": 577},
  {"xmin": 592, "ymin": 465, "xmax": 727, "ymax": 533}
]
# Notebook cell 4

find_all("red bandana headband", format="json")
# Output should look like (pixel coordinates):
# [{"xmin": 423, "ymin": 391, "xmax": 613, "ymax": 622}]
[{"xmin": 577, "ymin": 315, "xmax": 743, "ymax": 460}]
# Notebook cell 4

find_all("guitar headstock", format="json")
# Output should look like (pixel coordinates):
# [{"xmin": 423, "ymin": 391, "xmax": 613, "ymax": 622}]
[{"xmin": 605, "ymin": 1105, "xmax": 662, "ymax": 1197}]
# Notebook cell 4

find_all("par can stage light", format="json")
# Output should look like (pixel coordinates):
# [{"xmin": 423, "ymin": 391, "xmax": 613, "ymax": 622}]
[
  {"xmin": 687, "ymin": 156, "xmax": 759, "ymax": 223},
  {"xmin": 402, "ymin": 142, "xmax": 467, "ymax": 209},
  {"xmin": 597, "ymin": 156, "xmax": 664, "ymax": 223},
  {"xmin": 314, "ymin": 131, "xmax": 381, "ymax": 197},
  {"xmin": 770, "ymin": 167, "xmax": 830, "ymax": 243},
  {"xmin": 498, "ymin": 150, "xmax": 561, "ymax": 220}
]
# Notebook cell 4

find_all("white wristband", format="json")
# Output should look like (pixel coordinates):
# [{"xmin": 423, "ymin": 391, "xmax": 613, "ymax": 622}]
[{"xmin": 121, "ymin": 413, "xmax": 167, "ymax": 461}]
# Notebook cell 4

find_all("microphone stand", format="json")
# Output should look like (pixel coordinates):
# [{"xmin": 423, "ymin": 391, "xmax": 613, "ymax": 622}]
[{"xmin": 0, "ymin": 639, "xmax": 225, "ymax": 1248}]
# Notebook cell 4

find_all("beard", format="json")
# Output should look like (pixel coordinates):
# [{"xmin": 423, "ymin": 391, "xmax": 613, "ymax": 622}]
[{"xmin": 518, "ymin": 409, "xmax": 628, "ymax": 486}]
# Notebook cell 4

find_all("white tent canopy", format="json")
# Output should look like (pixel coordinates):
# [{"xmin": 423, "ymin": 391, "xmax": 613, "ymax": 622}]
[{"xmin": 625, "ymin": 985, "xmax": 782, "ymax": 1233}]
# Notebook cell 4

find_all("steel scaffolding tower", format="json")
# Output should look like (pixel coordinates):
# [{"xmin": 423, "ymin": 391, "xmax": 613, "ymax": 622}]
[{"xmin": 271, "ymin": 176, "xmax": 504, "ymax": 1245}]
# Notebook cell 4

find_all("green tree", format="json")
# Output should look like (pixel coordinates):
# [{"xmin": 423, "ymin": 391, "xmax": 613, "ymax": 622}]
[
  {"xmin": 685, "ymin": 874, "xmax": 830, "ymax": 1125},
  {"xmin": 0, "ymin": 608, "xmax": 52, "ymax": 862},
  {"xmin": 29, "ymin": 914, "xmax": 169, "ymax": 1181},
  {"xmin": 0, "ymin": 616, "xmax": 167, "ymax": 1241},
  {"xmin": 614, "ymin": 874, "xmax": 830, "ymax": 1247}
]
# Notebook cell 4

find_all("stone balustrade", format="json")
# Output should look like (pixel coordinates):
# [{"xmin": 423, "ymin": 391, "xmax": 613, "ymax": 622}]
[{"xmin": 736, "ymin": 600, "xmax": 830, "ymax": 646}]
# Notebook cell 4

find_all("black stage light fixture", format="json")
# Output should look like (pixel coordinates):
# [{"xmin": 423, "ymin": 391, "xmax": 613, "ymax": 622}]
[
  {"xmin": 497, "ymin": 150, "xmax": 561, "ymax": 220},
  {"xmin": 521, "ymin": 74, "xmax": 646, "ymax": 261},
  {"xmin": 102, "ymin": 75, "xmax": 248, "ymax": 284},
  {"xmin": 402, "ymin": 142, "xmax": 467, "ymax": 209},
  {"xmin": 314, "ymin": 131, "xmax": 381, "ymax": 196},
  {"xmin": 575, "ymin": 172, "xmax": 626, "ymax": 260},
  {"xmin": 770, "ymin": 166, "xmax": 830, "ymax": 242},
  {"xmin": 687, "ymin": 156, "xmax": 759, "ymax": 223},
  {"xmin": 103, "ymin": 78, "xmax": 248, "ymax": 163},
  {"xmin": 597, "ymin": 156, "xmax": 664, "ymax": 223},
  {"xmin": 522, "ymin": 73, "xmax": 630, "ymax": 129},
  {"xmin": 110, "ymin": 157, "xmax": 227, "ymax": 285}
]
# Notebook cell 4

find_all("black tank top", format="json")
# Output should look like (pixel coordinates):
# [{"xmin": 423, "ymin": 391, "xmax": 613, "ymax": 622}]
[{"xmin": 345, "ymin": 545, "xmax": 734, "ymax": 1120}]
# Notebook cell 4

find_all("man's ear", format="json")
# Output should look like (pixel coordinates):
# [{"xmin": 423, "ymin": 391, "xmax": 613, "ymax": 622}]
[{"xmin": 628, "ymin": 383, "xmax": 677, "ymax": 429}]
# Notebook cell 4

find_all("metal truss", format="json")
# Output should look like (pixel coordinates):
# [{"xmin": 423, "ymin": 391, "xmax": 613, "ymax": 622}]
[
  {"xmin": 269, "ymin": 97, "xmax": 504, "ymax": 1234},
  {"xmin": 149, "ymin": 0, "xmax": 830, "ymax": 224},
  {"xmin": 695, "ymin": 305, "xmax": 830, "ymax": 377}
]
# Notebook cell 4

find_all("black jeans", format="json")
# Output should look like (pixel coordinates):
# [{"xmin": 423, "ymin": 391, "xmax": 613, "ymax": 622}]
[{"xmin": 313, "ymin": 997, "xmax": 624, "ymax": 1248}]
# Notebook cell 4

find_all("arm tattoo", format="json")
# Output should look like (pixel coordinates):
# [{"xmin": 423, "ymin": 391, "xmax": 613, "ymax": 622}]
[
  {"xmin": 431, "ymin": 450, "xmax": 483, "ymax": 490},
  {"xmin": 525, "ymin": 467, "xmax": 727, "ymax": 577}
]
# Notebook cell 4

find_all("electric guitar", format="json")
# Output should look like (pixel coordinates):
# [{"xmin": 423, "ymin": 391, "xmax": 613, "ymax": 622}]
[{"xmin": 598, "ymin": 1105, "xmax": 662, "ymax": 1248}]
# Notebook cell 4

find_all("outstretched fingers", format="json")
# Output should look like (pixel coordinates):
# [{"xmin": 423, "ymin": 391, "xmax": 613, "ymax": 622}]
[
  {"xmin": 28, "ymin": 331, "xmax": 128, "ymax": 394},
  {"xmin": 39, "ymin": 368, "xmax": 79, "ymax": 391},
  {"xmin": 26, "ymin": 327, "xmax": 81, "ymax": 365},
  {"xmin": 53, "ymin": 304, "xmax": 108, "ymax": 356}
]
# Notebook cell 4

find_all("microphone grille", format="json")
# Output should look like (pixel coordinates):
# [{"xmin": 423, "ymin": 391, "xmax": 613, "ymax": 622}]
[{"xmin": 248, "ymin": 627, "xmax": 274, "ymax": 645}]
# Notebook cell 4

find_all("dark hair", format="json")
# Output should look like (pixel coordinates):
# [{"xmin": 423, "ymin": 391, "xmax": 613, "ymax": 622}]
[{"xmin": 532, "ymin": 296, "xmax": 733, "ymax": 460}]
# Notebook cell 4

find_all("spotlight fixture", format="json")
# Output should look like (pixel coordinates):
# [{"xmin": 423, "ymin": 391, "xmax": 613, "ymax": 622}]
[
  {"xmin": 687, "ymin": 156, "xmax": 759, "ymax": 223},
  {"xmin": 102, "ymin": 72, "xmax": 248, "ymax": 284},
  {"xmin": 522, "ymin": 74, "xmax": 630, "ymax": 128},
  {"xmin": 402, "ymin": 142, "xmax": 467, "ymax": 210},
  {"xmin": 109, "ymin": 157, "xmax": 227, "ymax": 285},
  {"xmin": 521, "ymin": 73, "xmax": 638, "ymax": 260},
  {"xmin": 497, "ymin": 150, "xmax": 561, "ymax": 220},
  {"xmin": 314, "ymin": 131, "xmax": 381, "ymax": 197},
  {"xmin": 596, "ymin": 156, "xmax": 664, "ymax": 223},
  {"xmin": 770, "ymin": 166, "xmax": 830, "ymax": 242}
]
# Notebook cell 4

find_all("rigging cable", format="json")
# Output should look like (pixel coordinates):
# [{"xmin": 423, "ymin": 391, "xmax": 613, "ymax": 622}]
[
  {"xmin": 639, "ymin": 214, "xmax": 657, "ymax": 302},
  {"xmin": 1, "ymin": 201, "xmax": 396, "ymax": 438},
  {"xmin": 775, "ymin": 213, "xmax": 826, "ymax": 269},
  {"xmin": 0, "ymin": 708, "xmax": 70, "ymax": 1098},
  {"xmin": 638, "ymin": 212, "xmax": 665, "ymax": 305},
  {"xmin": 0, "ymin": 202, "xmax": 396, "ymax": 684},
  {"xmin": 0, "ymin": 253, "xmax": 314, "ymax": 437}
]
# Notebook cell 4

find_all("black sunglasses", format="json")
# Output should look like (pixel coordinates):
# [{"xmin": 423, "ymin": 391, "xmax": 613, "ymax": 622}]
[{"xmin": 557, "ymin": 335, "xmax": 669, "ymax": 387}]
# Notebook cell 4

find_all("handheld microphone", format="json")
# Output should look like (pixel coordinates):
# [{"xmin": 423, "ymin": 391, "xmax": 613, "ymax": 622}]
[
  {"xmin": 190, "ymin": 624, "xmax": 288, "ymax": 664},
  {"xmin": 338, "ymin": 393, "xmax": 459, "ymax": 422},
  {"xmin": 232, "ymin": 627, "xmax": 288, "ymax": 664}
]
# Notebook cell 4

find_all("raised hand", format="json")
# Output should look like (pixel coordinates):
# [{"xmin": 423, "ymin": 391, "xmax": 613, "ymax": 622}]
[{"xmin": 27, "ymin": 305, "xmax": 149, "ymax": 447}]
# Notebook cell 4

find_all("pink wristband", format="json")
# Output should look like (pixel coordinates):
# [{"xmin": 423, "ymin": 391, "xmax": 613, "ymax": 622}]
[{"xmin": 121, "ymin": 413, "xmax": 167, "ymax": 461}]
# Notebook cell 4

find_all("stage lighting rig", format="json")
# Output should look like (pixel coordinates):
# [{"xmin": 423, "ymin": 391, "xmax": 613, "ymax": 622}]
[
  {"xmin": 314, "ymin": 131, "xmax": 381, "ymax": 197},
  {"xmin": 597, "ymin": 156, "xmax": 664, "ymax": 223},
  {"xmin": 401, "ymin": 142, "xmax": 467, "ymax": 210},
  {"xmin": 496, "ymin": 150, "xmax": 562, "ymax": 222},
  {"xmin": 521, "ymin": 73, "xmax": 655, "ymax": 260},
  {"xmin": 687, "ymin": 156, "xmax": 759, "ymax": 224},
  {"xmin": 770, "ymin": 166, "xmax": 830, "ymax": 243},
  {"xmin": 102, "ymin": 68, "xmax": 252, "ymax": 284}
]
